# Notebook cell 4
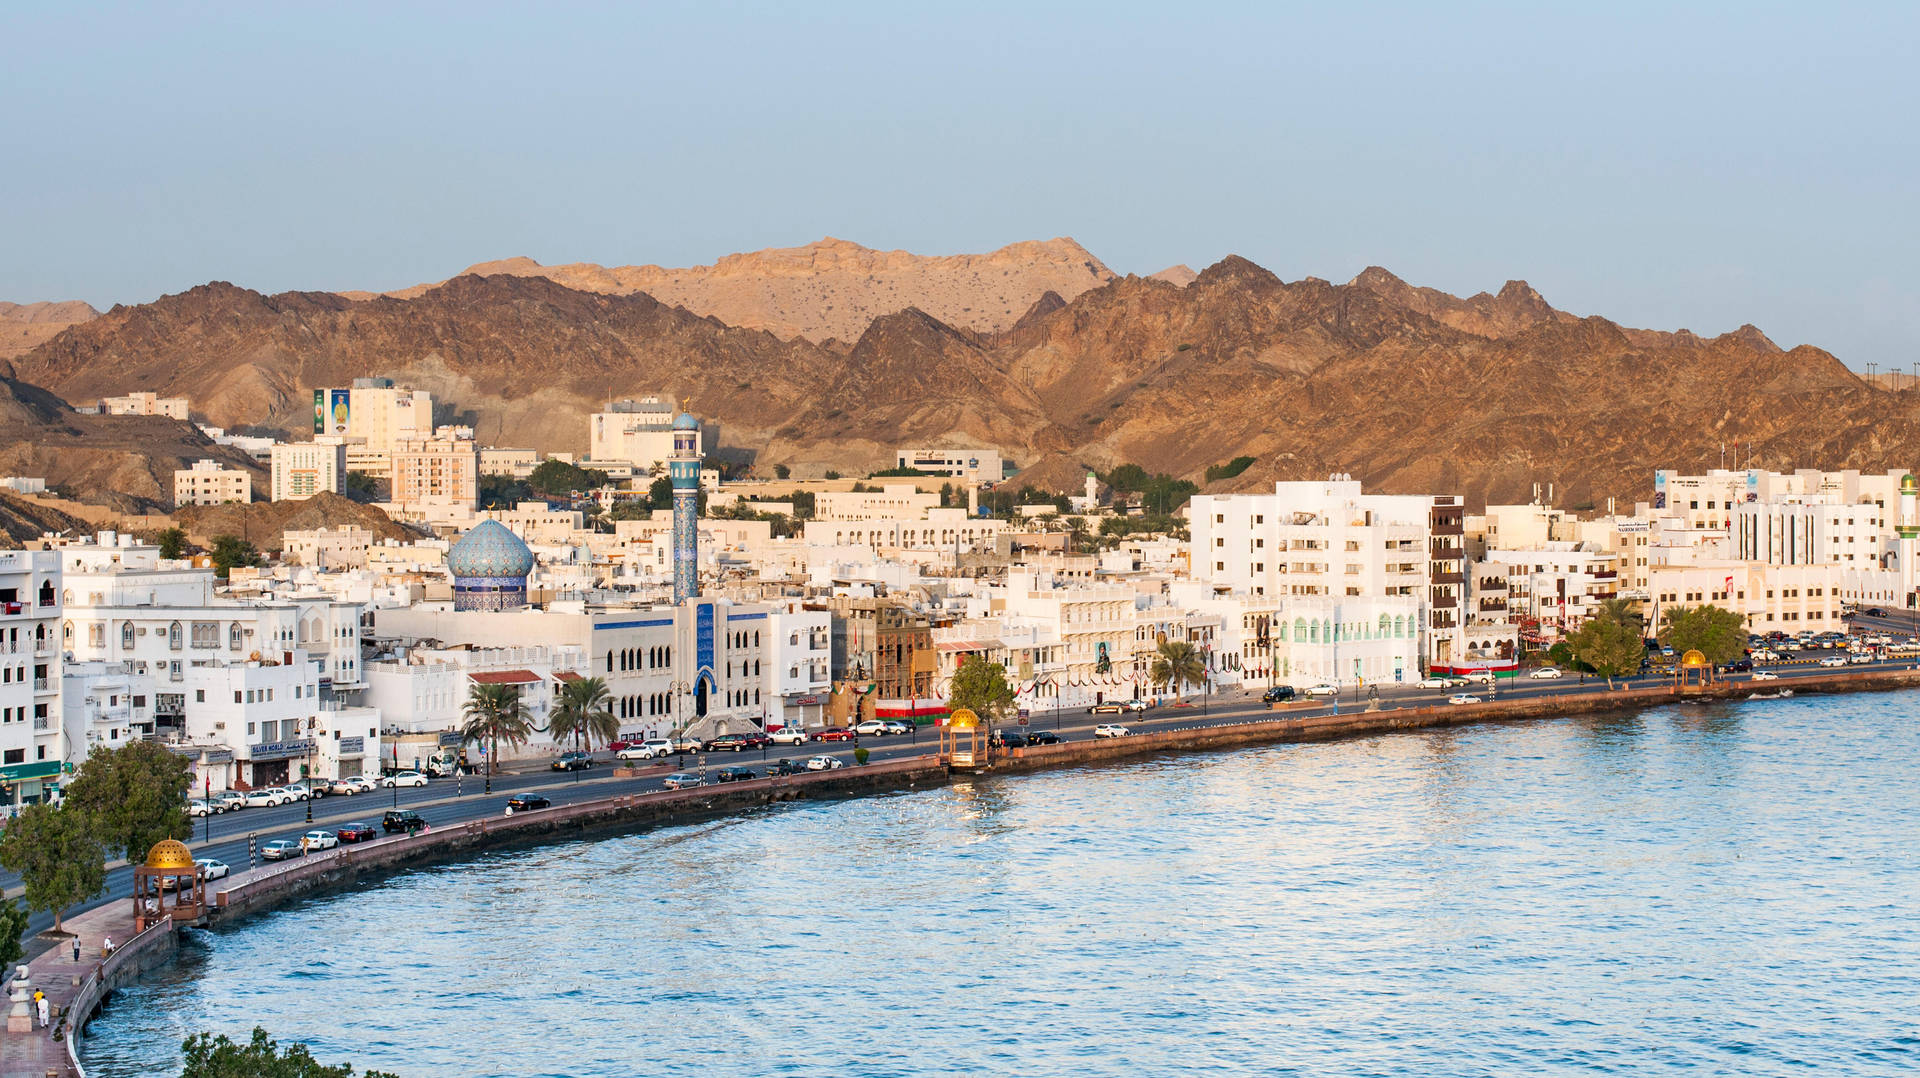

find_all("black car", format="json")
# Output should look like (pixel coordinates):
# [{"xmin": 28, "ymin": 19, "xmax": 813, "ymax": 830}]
[
  {"xmin": 1026, "ymin": 729, "xmax": 1061, "ymax": 745},
  {"xmin": 506, "ymin": 794, "xmax": 551, "ymax": 812},
  {"xmin": 991, "ymin": 730, "xmax": 1030, "ymax": 749},
  {"xmin": 1262, "ymin": 686, "xmax": 1298, "ymax": 703},
  {"xmin": 713, "ymin": 766, "xmax": 758, "ymax": 783},
  {"xmin": 336, "ymin": 821, "xmax": 378, "ymax": 843},
  {"xmin": 1866, "ymin": 607, "xmax": 1887, "ymax": 617},
  {"xmin": 766, "ymin": 758, "xmax": 806, "ymax": 777},
  {"xmin": 382, "ymin": 810, "xmax": 426, "ymax": 834},
  {"xmin": 1723, "ymin": 658, "xmax": 1753, "ymax": 673},
  {"xmin": 551, "ymin": 752, "xmax": 593, "ymax": 771}
]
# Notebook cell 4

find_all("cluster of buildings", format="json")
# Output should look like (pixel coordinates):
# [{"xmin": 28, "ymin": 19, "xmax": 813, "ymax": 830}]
[{"xmin": 7, "ymin": 385, "xmax": 1918, "ymax": 815}]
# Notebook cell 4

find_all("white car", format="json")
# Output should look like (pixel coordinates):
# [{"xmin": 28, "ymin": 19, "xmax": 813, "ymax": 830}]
[
  {"xmin": 242, "ymin": 788, "xmax": 285, "ymax": 808},
  {"xmin": 854, "ymin": 720, "xmax": 889, "ymax": 736},
  {"xmin": 616, "ymin": 741, "xmax": 668, "ymax": 761},
  {"xmin": 1465, "ymin": 670, "xmax": 1497, "ymax": 684},
  {"xmin": 213, "ymin": 791, "xmax": 248, "ymax": 812},
  {"xmin": 281, "ymin": 784, "xmax": 313, "ymax": 801},
  {"xmin": 187, "ymin": 799, "xmax": 221, "ymax": 817},
  {"xmin": 302, "ymin": 830, "xmax": 338, "ymax": 850},
  {"xmin": 1448, "ymin": 694, "xmax": 1482, "ymax": 705},
  {"xmin": 387, "ymin": 771, "xmax": 430, "ymax": 788},
  {"xmin": 1418, "ymin": 676, "xmax": 1451, "ymax": 689},
  {"xmin": 1304, "ymin": 684, "xmax": 1338, "ymax": 697},
  {"xmin": 1750, "ymin": 670, "xmax": 1779, "ymax": 681},
  {"xmin": 1818, "ymin": 656, "xmax": 1847, "ymax": 668},
  {"xmin": 1093, "ymin": 723, "xmax": 1132, "ymax": 738},
  {"xmin": 1848, "ymin": 653, "xmax": 1874, "ymax": 664},
  {"xmin": 326, "ymin": 778, "xmax": 360, "ymax": 796},
  {"xmin": 769, "ymin": 728, "xmax": 810, "ymax": 746},
  {"xmin": 196, "ymin": 857, "xmax": 230, "ymax": 881},
  {"xmin": 1527, "ymin": 667, "xmax": 1563, "ymax": 679},
  {"xmin": 805, "ymin": 755, "xmax": 844, "ymax": 771},
  {"xmin": 348, "ymin": 776, "xmax": 381, "ymax": 794}
]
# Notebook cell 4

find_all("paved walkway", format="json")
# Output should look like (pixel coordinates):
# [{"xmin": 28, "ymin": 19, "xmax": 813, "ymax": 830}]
[{"xmin": 0, "ymin": 901, "xmax": 138, "ymax": 1078}]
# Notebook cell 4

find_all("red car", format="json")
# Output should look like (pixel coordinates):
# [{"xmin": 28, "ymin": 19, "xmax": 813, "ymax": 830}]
[
  {"xmin": 336, "ymin": 821, "xmax": 379, "ymax": 844},
  {"xmin": 813, "ymin": 728, "xmax": 855, "ymax": 742},
  {"xmin": 607, "ymin": 738, "xmax": 639, "ymax": 752}
]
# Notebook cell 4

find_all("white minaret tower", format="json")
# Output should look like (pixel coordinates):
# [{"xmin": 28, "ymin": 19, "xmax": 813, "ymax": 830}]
[{"xmin": 1898, "ymin": 473, "xmax": 1918, "ymax": 609}]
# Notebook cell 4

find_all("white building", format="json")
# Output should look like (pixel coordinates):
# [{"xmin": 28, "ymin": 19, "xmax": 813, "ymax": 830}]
[
  {"xmin": 271, "ymin": 438, "xmax": 348, "ymax": 501},
  {"xmin": 311, "ymin": 379, "xmax": 434, "ymax": 474},
  {"xmin": 0, "ymin": 550, "xmax": 63, "ymax": 808},
  {"xmin": 282, "ymin": 526, "xmax": 374, "ymax": 570},
  {"xmin": 101, "ymin": 391, "xmax": 189, "ymax": 420},
  {"xmin": 1733, "ymin": 499, "xmax": 1886, "ymax": 568},
  {"xmin": 896, "ymin": 447, "xmax": 1003, "ymax": 484},
  {"xmin": 589, "ymin": 397, "xmax": 712, "ymax": 471},
  {"xmin": 60, "ymin": 661, "xmax": 156, "ymax": 764},
  {"xmin": 173, "ymin": 458, "xmax": 252, "ymax": 507}
]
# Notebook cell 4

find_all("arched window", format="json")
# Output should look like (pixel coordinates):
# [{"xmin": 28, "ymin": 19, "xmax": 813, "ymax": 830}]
[
  {"xmin": 1394, "ymin": 615, "xmax": 1406, "ymax": 638},
  {"xmin": 120, "ymin": 622, "xmax": 135, "ymax": 650},
  {"xmin": 1378, "ymin": 614, "xmax": 1391, "ymax": 638},
  {"xmin": 1294, "ymin": 618, "xmax": 1308, "ymax": 643},
  {"xmin": 1308, "ymin": 621, "xmax": 1319, "ymax": 644},
  {"xmin": 168, "ymin": 622, "xmax": 182, "ymax": 651},
  {"xmin": 606, "ymin": 651, "xmax": 613, "ymax": 673},
  {"xmin": 229, "ymin": 623, "xmax": 244, "ymax": 651}
]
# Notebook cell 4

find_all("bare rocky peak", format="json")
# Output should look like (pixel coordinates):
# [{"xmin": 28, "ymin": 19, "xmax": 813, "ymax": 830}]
[
  {"xmin": 1147, "ymin": 264, "xmax": 1198, "ymax": 287},
  {"xmin": 0, "ymin": 299, "xmax": 101, "ymax": 359}
]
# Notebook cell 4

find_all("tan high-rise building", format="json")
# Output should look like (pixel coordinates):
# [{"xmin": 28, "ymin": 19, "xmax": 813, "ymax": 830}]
[
  {"xmin": 270, "ymin": 439, "xmax": 347, "ymax": 502},
  {"xmin": 310, "ymin": 379, "xmax": 433, "ymax": 474},
  {"xmin": 390, "ymin": 427, "xmax": 479, "ymax": 512},
  {"xmin": 172, "ymin": 459, "xmax": 252, "ymax": 507}
]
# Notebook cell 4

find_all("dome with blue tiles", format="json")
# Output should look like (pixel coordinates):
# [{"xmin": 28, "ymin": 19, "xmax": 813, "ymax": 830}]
[
  {"xmin": 447, "ymin": 520, "xmax": 534, "ymax": 580},
  {"xmin": 673, "ymin": 410, "xmax": 699, "ymax": 431}
]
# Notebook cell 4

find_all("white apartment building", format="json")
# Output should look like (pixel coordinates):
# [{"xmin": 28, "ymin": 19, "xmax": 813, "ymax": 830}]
[
  {"xmin": 367, "ymin": 643, "xmax": 584, "ymax": 768},
  {"xmin": 60, "ymin": 661, "xmax": 156, "ymax": 764},
  {"xmin": 802, "ymin": 509, "xmax": 1007, "ymax": 552},
  {"xmin": 1654, "ymin": 468, "xmax": 1907, "ymax": 532},
  {"xmin": 271, "ymin": 438, "xmax": 348, "ymax": 501},
  {"xmin": 390, "ymin": 427, "xmax": 479, "ymax": 513},
  {"xmin": 102, "ymin": 391, "xmax": 189, "ymax": 420},
  {"xmin": 177, "ymin": 650, "xmax": 380, "ymax": 787},
  {"xmin": 0, "ymin": 550, "xmax": 62, "ymax": 808},
  {"xmin": 173, "ymin": 458, "xmax": 252, "ymax": 507},
  {"xmin": 896, "ymin": 447, "xmax": 1004, "ymax": 484},
  {"xmin": 1476, "ymin": 543, "xmax": 1621, "ymax": 643},
  {"xmin": 1733, "ymin": 499, "xmax": 1886, "ymax": 568},
  {"xmin": 589, "ymin": 397, "xmax": 711, "ymax": 470}
]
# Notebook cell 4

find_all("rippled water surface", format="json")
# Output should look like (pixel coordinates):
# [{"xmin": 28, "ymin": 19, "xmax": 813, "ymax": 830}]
[{"xmin": 83, "ymin": 693, "xmax": 1920, "ymax": 1076}]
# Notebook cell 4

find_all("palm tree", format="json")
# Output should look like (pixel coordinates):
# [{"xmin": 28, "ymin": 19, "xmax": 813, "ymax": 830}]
[
  {"xmin": 550, "ymin": 676, "xmax": 618, "ymax": 753},
  {"xmin": 1065, "ymin": 517, "xmax": 1091, "ymax": 555},
  {"xmin": 1149, "ymin": 639, "xmax": 1208, "ymax": 702},
  {"xmin": 462, "ymin": 682, "xmax": 534, "ymax": 793}
]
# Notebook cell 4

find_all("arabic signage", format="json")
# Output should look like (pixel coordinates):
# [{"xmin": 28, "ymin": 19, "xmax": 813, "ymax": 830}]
[
  {"xmin": 338, "ymin": 737, "xmax": 365, "ymax": 755},
  {"xmin": 247, "ymin": 738, "xmax": 315, "ymax": 762}
]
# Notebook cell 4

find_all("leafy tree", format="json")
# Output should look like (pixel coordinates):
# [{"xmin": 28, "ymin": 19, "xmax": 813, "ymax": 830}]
[
  {"xmin": 648, "ymin": 475, "xmax": 674, "ymax": 508},
  {"xmin": 155, "ymin": 527, "xmax": 189, "ymax": 559},
  {"xmin": 773, "ymin": 463, "xmax": 790, "ymax": 479},
  {"xmin": 608, "ymin": 500, "xmax": 651, "ymax": 522},
  {"xmin": 947, "ymin": 656, "xmax": 1016, "ymax": 724},
  {"xmin": 788, "ymin": 490, "xmax": 816, "ymax": 520},
  {"xmin": 938, "ymin": 482, "xmax": 955, "ymax": 508},
  {"xmin": 1103, "ymin": 463, "xmax": 1151, "ymax": 492},
  {"xmin": 208, "ymin": 535, "xmax": 262, "ymax": 579},
  {"xmin": 1204, "ymin": 456, "xmax": 1257, "ymax": 482},
  {"xmin": 478, "ymin": 473, "xmax": 533, "ymax": 508},
  {"xmin": 0, "ymin": 899, "xmax": 29, "ymax": 972},
  {"xmin": 870, "ymin": 466, "xmax": 932, "ymax": 477},
  {"xmin": 1149, "ymin": 639, "xmax": 1208, "ymax": 700},
  {"xmin": 549, "ymin": 677, "xmax": 618, "ymax": 752},
  {"xmin": 63, "ymin": 740, "xmax": 193, "ymax": 863},
  {"xmin": 0, "ymin": 803, "xmax": 104, "ymax": 934},
  {"xmin": 1569, "ymin": 598, "xmax": 1647, "ymax": 688},
  {"xmin": 180, "ymin": 1027, "xmax": 398, "ymax": 1078},
  {"xmin": 527, "ymin": 459, "xmax": 610, "ymax": 496},
  {"xmin": 461, "ymin": 683, "xmax": 534, "ymax": 781},
  {"xmin": 338, "ymin": 471, "xmax": 382, "ymax": 504},
  {"xmin": 1657, "ymin": 603, "xmax": 1747, "ymax": 666},
  {"xmin": 823, "ymin": 470, "xmax": 841, "ymax": 480}
]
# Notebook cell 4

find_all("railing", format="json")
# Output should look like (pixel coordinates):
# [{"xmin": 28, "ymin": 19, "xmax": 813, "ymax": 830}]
[
  {"xmin": 33, "ymin": 677, "xmax": 50, "ymax": 691},
  {"xmin": 65, "ymin": 916, "xmax": 178, "ymax": 1075},
  {"xmin": 33, "ymin": 716, "xmax": 48, "ymax": 731}
]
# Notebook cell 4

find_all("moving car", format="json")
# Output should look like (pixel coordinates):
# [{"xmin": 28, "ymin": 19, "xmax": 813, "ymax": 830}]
[
  {"xmin": 617, "ymin": 741, "xmax": 671, "ymax": 761},
  {"xmin": 1417, "ymin": 676, "xmax": 1451, "ymax": 689},
  {"xmin": 662, "ymin": 771, "xmax": 704, "ymax": 790},
  {"xmin": 195, "ymin": 858, "xmax": 229, "ymax": 881},
  {"xmin": 1093, "ymin": 723, "xmax": 1131, "ymax": 738},
  {"xmin": 382, "ymin": 810, "xmax": 427, "ymax": 834},
  {"xmin": 1849, "ymin": 652, "xmax": 1874, "ymax": 664},
  {"xmin": 1465, "ymin": 670, "xmax": 1497, "ymax": 684},
  {"xmin": 805, "ymin": 755, "xmax": 844, "ymax": 771},
  {"xmin": 854, "ymin": 720, "xmax": 890, "ymax": 736},
  {"xmin": 880, "ymin": 720, "xmax": 915, "ymax": 735},
  {"xmin": 387, "ymin": 771, "xmax": 430, "ymax": 788},
  {"xmin": 1026, "ymin": 729, "xmax": 1062, "ymax": 745},
  {"xmin": 336, "ymin": 822, "xmax": 378, "ymax": 843},
  {"xmin": 1527, "ymin": 667, "xmax": 1563, "ymax": 679},
  {"xmin": 260, "ymin": 839, "xmax": 303, "ymax": 861},
  {"xmin": 552, "ymin": 752, "xmax": 594, "ymax": 771},
  {"xmin": 1818, "ymin": 656, "xmax": 1847, "ymax": 668},
  {"xmin": 506, "ymin": 794, "xmax": 551, "ymax": 812},
  {"xmin": 1865, "ymin": 607, "xmax": 1887, "ymax": 617},
  {"xmin": 1750, "ymin": 670, "xmax": 1779, "ymax": 681},
  {"xmin": 1448, "ymin": 694, "xmax": 1482, "ymax": 705},
  {"xmin": 992, "ymin": 730, "xmax": 1029, "ymax": 749},
  {"xmin": 704, "ymin": 734, "xmax": 753, "ymax": 752},
  {"xmin": 1262, "ymin": 686, "xmax": 1298, "ymax": 702},
  {"xmin": 669, "ymin": 736, "xmax": 705, "ymax": 753},
  {"xmin": 766, "ymin": 758, "xmax": 807, "ymax": 777},
  {"xmin": 326, "ymin": 778, "xmax": 362, "ymax": 796},
  {"xmin": 188, "ymin": 799, "xmax": 221, "ymax": 817},
  {"xmin": 1304, "ymin": 684, "xmax": 1339, "ymax": 697},
  {"xmin": 769, "ymin": 728, "xmax": 810, "ymax": 746},
  {"xmin": 281, "ymin": 784, "xmax": 313, "ymax": 801},
  {"xmin": 1089, "ymin": 702, "xmax": 1127, "ymax": 714},
  {"xmin": 714, "ymin": 766, "xmax": 758, "ymax": 783},
  {"xmin": 813, "ymin": 728, "xmax": 855, "ymax": 742},
  {"xmin": 302, "ymin": 830, "xmax": 338, "ymax": 851},
  {"xmin": 1122, "ymin": 699, "xmax": 1149, "ymax": 712}
]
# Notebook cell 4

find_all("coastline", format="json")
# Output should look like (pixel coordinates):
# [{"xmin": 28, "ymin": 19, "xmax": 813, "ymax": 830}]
[{"xmin": 51, "ymin": 665, "xmax": 1920, "ymax": 1076}]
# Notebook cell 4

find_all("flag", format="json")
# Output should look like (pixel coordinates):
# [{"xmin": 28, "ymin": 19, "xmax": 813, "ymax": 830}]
[{"xmin": 1724, "ymin": 574, "xmax": 1733, "ymax": 597}]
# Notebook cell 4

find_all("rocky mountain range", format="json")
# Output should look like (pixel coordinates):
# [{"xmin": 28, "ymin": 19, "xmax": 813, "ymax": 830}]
[
  {"xmin": 0, "ymin": 300, "xmax": 99, "ymax": 359},
  {"xmin": 8, "ymin": 242, "xmax": 1916, "ymax": 510}
]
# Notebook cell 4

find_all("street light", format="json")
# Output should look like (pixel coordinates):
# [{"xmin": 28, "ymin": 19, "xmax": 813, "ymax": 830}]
[{"xmin": 304, "ymin": 740, "xmax": 313, "ymax": 824}]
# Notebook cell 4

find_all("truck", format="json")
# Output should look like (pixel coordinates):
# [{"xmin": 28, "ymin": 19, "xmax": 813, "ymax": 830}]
[{"xmin": 425, "ymin": 750, "xmax": 462, "ymax": 778}]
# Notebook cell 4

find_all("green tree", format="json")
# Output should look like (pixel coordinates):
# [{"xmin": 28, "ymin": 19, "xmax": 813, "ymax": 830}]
[
  {"xmin": 63, "ymin": 740, "xmax": 193, "ymax": 863},
  {"xmin": 1103, "ymin": 463, "xmax": 1150, "ymax": 492},
  {"xmin": 0, "ymin": 899, "xmax": 29, "ymax": 972},
  {"xmin": 478, "ymin": 473, "xmax": 533, "ymax": 507},
  {"xmin": 1149, "ymin": 639, "xmax": 1208, "ymax": 701},
  {"xmin": 648, "ymin": 475, "xmax": 674, "ymax": 508},
  {"xmin": 608, "ymin": 500, "xmax": 650, "ymax": 522},
  {"xmin": 947, "ymin": 656, "xmax": 1016, "ymax": 724},
  {"xmin": 773, "ymin": 463, "xmax": 790, "ymax": 479},
  {"xmin": 1065, "ymin": 517, "xmax": 1091, "ymax": 554},
  {"xmin": 461, "ymin": 682, "xmax": 534, "ymax": 779},
  {"xmin": 339, "ymin": 471, "xmax": 381, "ymax": 503},
  {"xmin": 155, "ymin": 527, "xmax": 189, "ymax": 559},
  {"xmin": 1657, "ymin": 603, "xmax": 1747, "ymax": 666},
  {"xmin": 823, "ymin": 470, "xmax": 841, "ymax": 480},
  {"xmin": 527, "ymin": 459, "xmax": 610, "ymax": 496},
  {"xmin": 1204, "ymin": 456, "xmax": 1257, "ymax": 482},
  {"xmin": 0, "ymin": 803, "xmax": 105, "ymax": 934},
  {"xmin": 549, "ymin": 676, "xmax": 618, "ymax": 752},
  {"xmin": 1568, "ymin": 599, "xmax": 1646, "ymax": 687},
  {"xmin": 180, "ymin": 1026, "xmax": 398, "ymax": 1078},
  {"xmin": 208, "ymin": 535, "xmax": 262, "ymax": 578},
  {"xmin": 788, "ymin": 490, "xmax": 816, "ymax": 520}
]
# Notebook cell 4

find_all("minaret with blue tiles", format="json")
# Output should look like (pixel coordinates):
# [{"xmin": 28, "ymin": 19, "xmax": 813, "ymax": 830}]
[{"xmin": 670, "ymin": 402, "xmax": 701, "ymax": 604}]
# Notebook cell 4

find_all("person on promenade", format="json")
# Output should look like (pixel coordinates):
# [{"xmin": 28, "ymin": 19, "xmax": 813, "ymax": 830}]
[
  {"xmin": 102, "ymin": 935, "xmax": 113, "ymax": 957},
  {"xmin": 33, "ymin": 989, "xmax": 45, "ymax": 1028},
  {"xmin": 70, "ymin": 937, "xmax": 79, "ymax": 962}
]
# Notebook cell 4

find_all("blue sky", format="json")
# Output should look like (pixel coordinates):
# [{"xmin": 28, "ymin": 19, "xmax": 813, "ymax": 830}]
[{"xmin": 3, "ymin": 2, "xmax": 1915, "ymax": 368}]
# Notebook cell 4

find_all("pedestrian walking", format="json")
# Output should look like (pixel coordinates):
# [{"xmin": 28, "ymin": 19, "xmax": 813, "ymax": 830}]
[
  {"xmin": 35, "ymin": 990, "xmax": 49, "ymax": 1029},
  {"xmin": 70, "ymin": 937, "xmax": 80, "ymax": 962}
]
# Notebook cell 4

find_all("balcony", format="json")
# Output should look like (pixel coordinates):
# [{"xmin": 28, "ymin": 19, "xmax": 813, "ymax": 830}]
[
  {"xmin": 1431, "ymin": 571, "xmax": 1465, "ymax": 586},
  {"xmin": 1429, "ymin": 544, "xmax": 1464, "ymax": 561},
  {"xmin": 33, "ymin": 677, "xmax": 51, "ymax": 692},
  {"xmin": 33, "ymin": 716, "xmax": 48, "ymax": 731}
]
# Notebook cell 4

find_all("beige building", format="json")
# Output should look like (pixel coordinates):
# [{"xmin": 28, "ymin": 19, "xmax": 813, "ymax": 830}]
[
  {"xmin": 896, "ymin": 447, "xmax": 1003, "ymax": 485},
  {"xmin": 283, "ymin": 526, "xmax": 374, "ymax": 570},
  {"xmin": 270, "ymin": 439, "xmax": 347, "ymax": 501},
  {"xmin": 589, "ymin": 396, "xmax": 711, "ymax": 470},
  {"xmin": 102, "ymin": 391, "xmax": 189, "ymax": 420},
  {"xmin": 814, "ymin": 483, "xmax": 941, "ymax": 521},
  {"xmin": 311, "ymin": 379, "xmax": 433, "ymax": 474},
  {"xmin": 390, "ymin": 427, "xmax": 479, "ymax": 512},
  {"xmin": 172, "ymin": 459, "xmax": 251, "ymax": 507}
]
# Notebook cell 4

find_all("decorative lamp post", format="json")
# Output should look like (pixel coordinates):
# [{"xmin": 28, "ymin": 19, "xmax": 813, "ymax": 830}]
[{"xmin": 304, "ymin": 739, "xmax": 314, "ymax": 824}]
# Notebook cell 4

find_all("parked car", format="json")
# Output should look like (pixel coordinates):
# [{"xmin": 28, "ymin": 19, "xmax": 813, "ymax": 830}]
[
  {"xmin": 1448, "ymin": 694, "xmax": 1483, "ymax": 705},
  {"xmin": 242, "ymin": 788, "xmax": 285, "ymax": 808},
  {"xmin": 1026, "ymin": 729, "xmax": 1062, "ymax": 745},
  {"xmin": 506, "ymin": 794, "xmax": 551, "ymax": 812},
  {"xmin": 195, "ymin": 858, "xmax": 229, "ymax": 881},
  {"xmin": 714, "ymin": 766, "xmax": 758, "ymax": 783},
  {"xmin": 1121, "ymin": 699, "xmax": 1148, "ymax": 712},
  {"xmin": 617, "ymin": 741, "xmax": 669, "ymax": 761},
  {"xmin": 382, "ymin": 810, "xmax": 426, "ymax": 834},
  {"xmin": 1417, "ymin": 676, "xmax": 1451, "ymax": 689},
  {"xmin": 813, "ymin": 728, "xmax": 856, "ymax": 742},
  {"xmin": 552, "ymin": 752, "xmax": 594, "ymax": 771},
  {"xmin": 1304, "ymin": 684, "xmax": 1339, "ymax": 697},
  {"xmin": 387, "ymin": 771, "xmax": 430, "ymax": 788},
  {"xmin": 766, "ymin": 758, "xmax": 807, "ymax": 777},
  {"xmin": 606, "ymin": 738, "xmax": 640, "ymax": 753},
  {"xmin": 854, "ymin": 720, "xmax": 890, "ymax": 736},
  {"xmin": 1866, "ymin": 607, "xmax": 1887, "ymax": 617},
  {"xmin": 880, "ymin": 720, "xmax": 914, "ymax": 735},
  {"xmin": 336, "ymin": 821, "xmax": 378, "ymax": 843},
  {"xmin": 281, "ymin": 784, "xmax": 313, "ymax": 801},
  {"xmin": 769, "ymin": 728, "xmax": 811, "ymax": 746},
  {"xmin": 805, "ymin": 755, "xmax": 844, "ymax": 771},
  {"xmin": 992, "ymin": 730, "xmax": 1030, "ymax": 749},
  {"xmin": 1750, "ymin": 670, "xmax": 1779, "ymax": 681},
  {"xmin": 1465, "ymin": 670, "xmax": 1497, "ymax": 684},
  {"xmin": 662, "ymin": 771, "xmax": 704, "ymax": 789},
  {"xmin": 302, "ymin": 830, "xmax": 338, "ymax": 851},
  {"xmin": 260, "ymin": 839, "xmax": 303, "ymax": 861},
  {"xmin": 188, "ymin": 799, "xmax": 221, "ymax": 817},
  {"xmin": 704, "ymin": 734, "xmax": 752, "ymax": 752},
  {"xmin": 213, "ymin": 791, "xmax": 248, "ymax": 812},
  {"xmin": 347, "ymin": 776, "xmax": 380, "ymax": 794},
  {"xmin": 669, "ymin": 736, "xmax": 705, "ymax": 753},
  {"xmin": 1849, "ymin": 652, "xmax": 1874, "ymax": 664},
  {"xmin": 1527, "ymin": 667, "xmax": 1563, "ymax": 679},
  {"xmin": 326, "ymin": 778, "xmax": 361, "ymax": 796},
  {"xmin": 1093, "ymin": 723, "xmax": 1131, "ymax": 738},
  {"xmin": 1263, "ymin": 686, "xmax": 1299, "ymax": 702},
  {"xmin": 1818, "ymin": 656, "xmax": 1847, "ymax": 668},
  {"xmin": 1089, "ymin": 702, "xmax": 1127, "ymax": 714}
]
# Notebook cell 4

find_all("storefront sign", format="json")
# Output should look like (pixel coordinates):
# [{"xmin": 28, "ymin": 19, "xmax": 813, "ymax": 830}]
[
  {"xmin": 247, "ymin": 738, "xmax": 315, "ymax": 762},
  {"xmin": 0, "ymin": 760, "xmax": 61, "ymax": 782},
  {"xmin": 438, "ymin": 731, "xmax": 464, "ymax": 748},
  {"xmin": 338, "ymin": 737, "xmax": 365, "ymax": 755},
  {"xmin": 203, "ymin": 749, "xmax": 234, "ymax": 765}
]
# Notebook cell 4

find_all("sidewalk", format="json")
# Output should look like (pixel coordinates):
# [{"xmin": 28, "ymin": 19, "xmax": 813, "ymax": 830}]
[{"xmin": 0, "ymin": 901, "xmax": 138, "ymax": 1078}]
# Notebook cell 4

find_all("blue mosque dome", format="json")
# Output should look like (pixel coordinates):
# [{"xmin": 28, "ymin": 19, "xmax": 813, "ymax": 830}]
[
  {"xmin": 673, "ymin": 410, "xmax": 699, "ymax": 431},
  {"xmin": 448, "ymin": 520, "xmax": 535, "ymax": 578}
]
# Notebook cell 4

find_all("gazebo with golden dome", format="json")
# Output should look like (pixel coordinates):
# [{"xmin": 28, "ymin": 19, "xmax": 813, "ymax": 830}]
[
  {"xmin": 1672, "ymin": 649, "xmax": 1716, "ymax": 692},
  {"xmin": 939, "ymin": 708, "xmax": 989, "ymax": 772},
  {"xmin": 132, "ymin": 839, "xmax": 206, "ymax": 931}
]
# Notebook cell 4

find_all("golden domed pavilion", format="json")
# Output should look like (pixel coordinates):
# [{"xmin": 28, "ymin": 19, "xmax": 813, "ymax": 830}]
[
  {"xmin": 1674, "ymin": 649, "xmax": 1715, "ymax": 691},
  {"xmin": 133, "ymin": 838, "xmax": 207, "ymax": 930}
]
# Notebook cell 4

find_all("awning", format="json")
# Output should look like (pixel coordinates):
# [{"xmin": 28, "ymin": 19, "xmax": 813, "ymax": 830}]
[
  {"xmin": 469, "ymin": 669, "xmax": 541, "ymax": 685},
  {"xmin": 552, "ymin": 671, "xmax": 583, "ymax": 682},
  {"xmin": 935, "ymin": 639, "xmax": 1001, "ymax": 652}
]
